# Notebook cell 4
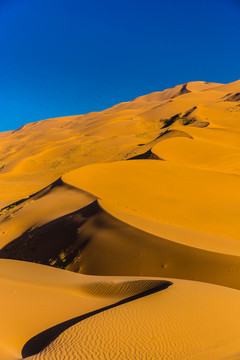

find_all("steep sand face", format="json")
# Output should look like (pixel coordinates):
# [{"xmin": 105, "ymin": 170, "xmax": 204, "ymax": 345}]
[
  {"xmin": 2, "ymin": 198, "xmax": 240, "ymax": 290},
  {"xmin": 0, "ymin": 179, "xmax": 95, "ymax": 249},
  {"xmin": 26, "ymin": 279, "xmax": 240, "ymax": 360},
  {"xmin": 0, "ymin": 259, "xmax": 167, "ymax": 360}
]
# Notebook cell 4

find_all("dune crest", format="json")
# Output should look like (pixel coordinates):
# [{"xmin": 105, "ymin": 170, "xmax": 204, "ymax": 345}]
[
  {"xmin": 25, "ymin": 279, "xmax": 240, "ymax": 360},
  {"xmin": 0, "ymin": 259, "xmax": 171, "ymax": 360},
  {"xmin": 62, "ymin": 160, "xmax": 240, "ymax": 254},
  {"xmin": 1, "ymin": 79, "xmax": 239, "ymax": 207},
  {"xmin": 1, "ymin": 80, "xmax": 240, "ymax": 360}
]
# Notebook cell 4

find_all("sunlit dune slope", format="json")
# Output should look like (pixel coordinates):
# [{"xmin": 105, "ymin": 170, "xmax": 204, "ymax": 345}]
[
  {"xmin": 3, "ymin": 79, "xmax": 240, "ymax": 207},
  {"xmin": 62, "ymin": 160, "xmax": 240, "ymax": 255},
  {"xmin": 1, "ymin": 79, "xmax": 240, "ymax": 360},
  {"xmin": 210, "ymin": 79, "xmax": 240, "ymax": 93},
  {"xmin": 26, "ymin": 279, "xmax": 240, "ymax": 360},
  {"xmin": 0, "ymin": 259, "xmax": 166, "ymax": 360},
  {"xmin": 0, "ymin": 79, "xmax": 240, "ymax": 282}
]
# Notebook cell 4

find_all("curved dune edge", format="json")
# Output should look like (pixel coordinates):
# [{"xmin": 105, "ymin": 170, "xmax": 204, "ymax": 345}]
[
  {"xmin": 24, "ymin": 279, "xmax": 240, "ymax": 360},
  {"xmin": 0, "ymin": 178, "xmax": 96, "ymax": 249},
  {"xmin": 98, "ymin": 200, "xmax": 240, "ymax": 256},
  {"xmin": 0, "ymin": 259, "xmax": 171, "ymax": 360},
  {"xmin": 22, "ymin": 280, "xmax": 171, "ymax": 358},
  {"xmin": 2, "ymin": 196, "xmax": 240, "ymax": 291},
  {"xmin": 62, "ymin": 160, "xmax": 240, "ymax": 256},
  {"xmin": 1, "ymin": 80, "xmax": 240, "ymax": 207},
  {"xmin": 0, "ymin": 79, "xmax": 240, "ymax": 360},
  {"xmin": 151, "ymin": 134, "xmax": 240, "ymax": 175}
]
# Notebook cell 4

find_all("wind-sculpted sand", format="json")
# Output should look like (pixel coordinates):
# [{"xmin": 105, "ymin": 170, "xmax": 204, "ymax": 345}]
[
  {"xmin": 62, "ymin": 160, "xmax": 240, "ymax": 255},
  {"xmin": 0, "ymin": 179, "xmax": 96, "ymax": 249},
  {"xmin": 1, "ymin": 80, "xmax": 238, "ymax": 207},
  {"xmin": 0, "ymin": 79, "xmax": 240, "ymax": 359},
  {"xmin": 0, "ymin": 259, "xmax": 169, "ymax": 359},
  {"xmin": 25, "ymin": 280, "xmax": 240, "ymax": 360}
]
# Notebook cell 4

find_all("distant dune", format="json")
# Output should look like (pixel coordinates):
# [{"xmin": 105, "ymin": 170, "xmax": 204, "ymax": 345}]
[
  {"xmin": 1, "ymin": 79, "xmax": 240, "ymax": 359},
  {"xmin": 0, "ymin": 80, "xmax": 229, "ymax": 206}
]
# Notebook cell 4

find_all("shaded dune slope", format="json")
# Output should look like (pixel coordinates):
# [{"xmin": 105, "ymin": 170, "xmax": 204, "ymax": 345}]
[
  {"xmin": 1, "ymin": 196, "xmax": 240, "ymax": 290},
  {"xmin": 224, "ymin": 92, "xmax": 240, "ymax": 102},
  {"xmin": 0, "ymin": 178, "xmax": 95, "ymax": 249},
  {"xmin": 172, "ymin": 83, "xmax": 191, "ymax": 97},
  {"xmin": 127, "ymin": 148, "xmax": 162, "ymax": 160}
]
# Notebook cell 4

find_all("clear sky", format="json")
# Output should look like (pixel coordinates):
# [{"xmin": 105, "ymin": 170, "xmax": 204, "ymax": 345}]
[{"xmin": 0, "ymin": 0, "xmax": 239, "ymax": 131}]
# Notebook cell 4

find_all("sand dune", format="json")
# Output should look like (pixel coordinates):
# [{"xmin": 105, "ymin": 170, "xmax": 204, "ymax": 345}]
[
  {"xmin": 1, "ymin": 79, "xmax": 240, "ymax": 360},
  {"xmin": 0, "ymin": 259, "xmax": 168, "ymax": 360},
  {"xmin": 25, "ymin": 279, "xmax": 240, "ymax": 360},
  {"xmin": 0, "ymin": 179, "xmax": 95, "ymax": 250},
  {"xmin": 1, "ymin": 187, "xmax": 240, "ymax": 291},
  {"xmin": 127, "ymin": 148, "xmax": 162, "ymax": 160},
  {"xmin": 210, "ymin": 79, "xmax": 240, "ymax": 93},
  {"xmin": 62, "ymin": 160, "xmax": 240, "ymax": 254},
  {"xmin": 152, "ymin": 135, "xmax": 240, "ymax": 174},
  {"xmin": 1, "ymin": 79, "xmax": 239, "ymax": 207}
]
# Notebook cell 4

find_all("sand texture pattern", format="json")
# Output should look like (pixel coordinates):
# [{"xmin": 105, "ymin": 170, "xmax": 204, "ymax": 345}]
[
  {"xmin": 26, "ymin": 280, "xmax": 240, "ymax": 360},
  {"xmin": 1, "ymin": 80, "xmax": 240, "ymax": 359}
]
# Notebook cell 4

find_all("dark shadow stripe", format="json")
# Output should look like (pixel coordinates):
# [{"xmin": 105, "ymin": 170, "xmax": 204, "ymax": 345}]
[
  {"xmin": 224, "ymin": 92, "xmax": 240, "ymax": 102},
  {"xmin": 127, "ymin": 149, "xmax": 163, "ymax": 160},
  {"xmin": 22, "ymin": 281, "xmax": 172, "ymax": 358}
]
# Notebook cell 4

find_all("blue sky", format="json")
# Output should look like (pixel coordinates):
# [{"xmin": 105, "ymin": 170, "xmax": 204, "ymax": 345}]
[{"xmin": 0, "ymin": 0, "xmax": 239, "ymax": 131}]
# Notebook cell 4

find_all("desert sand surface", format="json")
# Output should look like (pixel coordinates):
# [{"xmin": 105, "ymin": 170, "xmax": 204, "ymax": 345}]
[
  {"xmin": 0, "ymin": 259, "xmax": 168, "ymax": 359},
  {"xmin": 25, "ymin": 279, "xmax": 240, "ymax": 360},
  {"xmin": 62, "ymin": 160, "xmax": 240, "ymax": 254},
  {"xmin": 0, "ymin": 179, "xmax": 96, "ymax": 250},
  {"xmin": 1, "ymin": 79, "xmax": 240, "ymax": 359},
  {"xmin": 0, "ymin": 80, "xmax": 229, "ymax": 207}
]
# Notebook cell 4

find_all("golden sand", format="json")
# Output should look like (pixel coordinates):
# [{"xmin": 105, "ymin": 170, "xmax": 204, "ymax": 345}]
[
  {"xmin": 0, "ymin": 80, "xmax": 240, "ymax": 359},
  {"xmin": 26, "ymin": 279, "xmax": 240, "ymax": 360}
]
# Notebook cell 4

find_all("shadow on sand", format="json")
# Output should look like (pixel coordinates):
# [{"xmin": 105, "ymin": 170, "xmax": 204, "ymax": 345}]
[{"xmin": 22, "ymin": 280, "xmax": 172, "ymax": 358}]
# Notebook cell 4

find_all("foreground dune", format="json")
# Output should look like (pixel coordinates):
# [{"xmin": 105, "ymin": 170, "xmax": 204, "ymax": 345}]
[
  {"xmin": 1, "ymin": 259, "xmax": 239, "ymax": 360},
  {"xmin": 25, "ymin": 279, "xmax": 240, "ymax": 360},
  {"xmin": 0, "ymin": 259, "xmax": 168, "ymax": 360}
]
